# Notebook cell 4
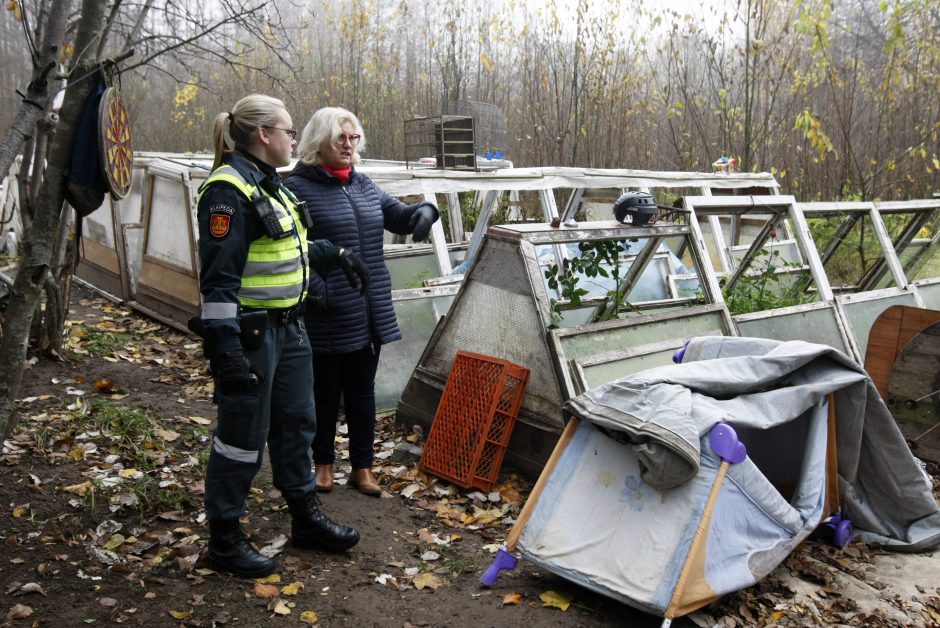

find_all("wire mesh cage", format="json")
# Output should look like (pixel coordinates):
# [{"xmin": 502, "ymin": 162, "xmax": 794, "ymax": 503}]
[
  {"xmin": 404, "ymin": 115, "xmax": 476, "ymax": 171},
  {"xmin": 450, "ymin": 99, "xmax": 508, "ymax": 161},
  {"xmin": 420, "ymin": 350, "xmax": 530, "ymax": 490}
]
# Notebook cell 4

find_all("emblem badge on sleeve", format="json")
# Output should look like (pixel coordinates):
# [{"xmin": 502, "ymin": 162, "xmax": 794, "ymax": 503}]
[{"xmin": 210, "ymin": 213, "xmax": 231, "ymax": 237}]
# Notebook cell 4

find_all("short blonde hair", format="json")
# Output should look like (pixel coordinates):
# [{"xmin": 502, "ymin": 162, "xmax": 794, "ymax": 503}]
[
  {"xmin": 297, "ymin": 106, "xmax": 366, "ymax": 166},
  {"xmin": 211, "ymin": 94, "xmax": 286, "ymax": 171}
]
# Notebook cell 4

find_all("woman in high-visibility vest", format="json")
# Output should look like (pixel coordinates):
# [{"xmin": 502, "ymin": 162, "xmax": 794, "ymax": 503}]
[{"xmin": 195, "ymin": 94, "xmax": 359, "ymax": 577}]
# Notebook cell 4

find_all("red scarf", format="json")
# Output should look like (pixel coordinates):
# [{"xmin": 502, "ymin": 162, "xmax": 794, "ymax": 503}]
[{"xmin": 321, "ymin": 164, "xmax": 352, "ymax": 184}]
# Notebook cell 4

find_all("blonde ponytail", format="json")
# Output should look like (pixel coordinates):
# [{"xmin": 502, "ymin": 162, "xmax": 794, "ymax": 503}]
[{"xmin": 210, "ymin": 94, "xmax": 287, "ymax": 171}]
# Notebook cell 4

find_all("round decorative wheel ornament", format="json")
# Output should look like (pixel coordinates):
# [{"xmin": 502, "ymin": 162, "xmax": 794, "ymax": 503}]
[{"xmin": 98, "ymin": 86, "xmax": 133, "ymax": 199}]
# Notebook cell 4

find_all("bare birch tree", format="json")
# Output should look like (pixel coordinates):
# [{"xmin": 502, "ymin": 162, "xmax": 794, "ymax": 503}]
[{"xmin": 0, "ymin": 0, "xmax": 293, "ymax": 437}]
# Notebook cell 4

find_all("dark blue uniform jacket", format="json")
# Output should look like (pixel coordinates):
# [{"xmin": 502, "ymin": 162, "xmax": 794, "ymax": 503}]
[{"xmin": 197, "ymin": 152, "xmax": 298, "ymax": 355}]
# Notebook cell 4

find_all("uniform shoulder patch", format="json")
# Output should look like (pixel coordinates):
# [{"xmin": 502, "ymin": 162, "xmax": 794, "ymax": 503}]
[{"xmin": 209, "ymin": 203, "xmax": 235, "ymax": 238}]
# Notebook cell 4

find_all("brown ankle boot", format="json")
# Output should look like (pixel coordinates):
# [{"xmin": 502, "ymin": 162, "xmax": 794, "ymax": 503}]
[
  {"xmin": 315, "ymin": 464, "xmax": 334, "ymax": 493},
  {"xmin": 349, "ymin": 468, "xmax": 381, "ymax": 496}
]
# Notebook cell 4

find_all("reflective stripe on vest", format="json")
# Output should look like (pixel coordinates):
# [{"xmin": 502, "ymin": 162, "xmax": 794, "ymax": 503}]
[{"xmin": 199, "ymin": 165, "xmax": 308, "ymax": 309}]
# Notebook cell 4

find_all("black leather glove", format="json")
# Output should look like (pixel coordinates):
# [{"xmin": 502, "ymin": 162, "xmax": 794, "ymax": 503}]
[
  {"xmin": 408, "ymin": 203, "xmax": 439, "ymax": 242},
  {"xmin": 211, "ymin": 350, "xmax": 264, "ymax": 392},
  {"xmin": 338, "ymin": 248, "xmax": 370, "ymax": 295}
]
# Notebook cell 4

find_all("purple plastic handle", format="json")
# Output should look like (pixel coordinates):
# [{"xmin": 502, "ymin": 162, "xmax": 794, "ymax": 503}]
[
  {"xmin": 672, "ymin": 340, "xmax": 691, "ymax": 364},
  {"xmin": 480, "ymin": 547, "xmax": 518, "ymax": 587},
  {"xmin": 709, "ymin": 423, "xmax": 747, "ymax": 464},
  {"xmin": 833, "ymin": 518, "xmax": 854, "ymax": 548}
]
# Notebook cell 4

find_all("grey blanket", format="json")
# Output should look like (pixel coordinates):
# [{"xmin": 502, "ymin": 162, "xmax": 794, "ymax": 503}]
[{"xmin": 563, "ymin": 336, "xmax": 940, "ymax": 551}]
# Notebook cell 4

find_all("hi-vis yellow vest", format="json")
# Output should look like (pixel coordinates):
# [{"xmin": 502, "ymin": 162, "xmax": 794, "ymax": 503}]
[{"xmin": 199, "ymin": 165, "xmax": 308, "ymax": 309}]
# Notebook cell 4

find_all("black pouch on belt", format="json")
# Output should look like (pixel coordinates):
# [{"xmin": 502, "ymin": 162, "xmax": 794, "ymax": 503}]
[{"xmin": 239, "ymin": 311, "xmax": 268, "ymax": 351}]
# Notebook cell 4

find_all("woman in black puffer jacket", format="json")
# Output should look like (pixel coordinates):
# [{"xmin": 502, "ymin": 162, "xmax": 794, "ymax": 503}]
[{"xmin": 285, "ymin": 106, "xmax": 438, "ymax": 496}]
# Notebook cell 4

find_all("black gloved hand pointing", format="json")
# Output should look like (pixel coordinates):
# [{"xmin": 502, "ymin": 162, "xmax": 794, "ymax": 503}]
[
  {"xmin": 338, "ymin": 248, "xmax": 370, "ymax": 295},
  {"xmin": 408, "ymin": 203, "xmax": 439, "ymax": 243}
]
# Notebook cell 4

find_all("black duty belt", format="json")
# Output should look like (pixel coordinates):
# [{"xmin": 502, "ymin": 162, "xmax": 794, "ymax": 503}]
[
  {"xmin": 241, "ymin": 304, "xmax": 305, "ymax": 329},
  {"xmin": 265, "ymin": 304, "xmax": 305, "ymax": 327}
]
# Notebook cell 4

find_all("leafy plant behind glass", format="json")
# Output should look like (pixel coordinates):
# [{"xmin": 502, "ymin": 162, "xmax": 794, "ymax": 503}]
[
  {"xmin": 721, "ymin": 248, "xmax": 815, "ymax": 315},
  {"xmin": 544, "ymin": 240, "xmax": 632, "ymax": 327}
]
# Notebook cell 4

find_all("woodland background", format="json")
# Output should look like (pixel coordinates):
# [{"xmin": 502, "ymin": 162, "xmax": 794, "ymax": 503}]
[
  {"xmin": 1, "ymin": 0, "xmax": 939, "ymax": 435},
  {"xmin": 2, "ymin": 0, "xmax": 938, "ymax": 202}
]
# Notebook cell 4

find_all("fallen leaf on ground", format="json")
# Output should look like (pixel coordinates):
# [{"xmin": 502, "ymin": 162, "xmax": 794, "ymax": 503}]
[
  {"xmin": 375, "ymin": 574, "xmax": 400, "ymax": 590},
  {"xmin": 259, "ymin": 534, "xmax": 289, "ymax": 558},
  {"xmin": 110, "ymin": 492, "xmax": 139, "ymax": 510},
  {"xmin": 168, "ymin": 610, "xmax": 191, "ymax": 619},
  {"xmin": 99, "ymin": 597, "xmax": 117, "ymax": 607},
  {"xmin": 62, "ymin": 481, "xmax": 92, "ymax": 495},
  {"xmin": 401, "ymin": 484, "xmax": 421, "ymax": 498},
  {"xmin": 94, "ymin": 379, "xmax": 116, "ymax": 392},
  {"xmin": 155, "ymin": 510, "xmax": 186, "ymax": 521},
  {"xmin": 255, "ymin": 573, "xmax": 281, "ymax": 584},
  {"xmin": 418, "ymin": 528, "xmax": 435, "ymax": 544},
  {"xmin": 280, "ymin": 581, "xmax": 304, "ymax": 596},
  {"xmin": 299, "ymin": 610, "xmax": 319, "ymax": 624},
  {"xmin": 95, "ymin": 520, "xmax": 122, "ymax": 536},
  {"xmin": 270, "ymin": 599, "xmax": 291, "ymax": 615},
  {"xmin": 88, "ymin": 546, "xmax": 121, "ymax": 565},
  {"xmin": 155, "ymin": 428, "xmax": 179, "ymax": 442},
  {"xmin": 540, "ymin": 590, "xmax": 572, "ymax": 611},
  {"xmin": 12, "ymin": 583, "xmax": 45, "ymax": 596},
  {"xmin": 502, "ymin": 592, "xmax": 523, "ymax": 606},
  {"xmin": 6, "ymin": 604, "xmax": 32, "ymax": 620},
  {"xmin": 413, "ymin": 572, "xmax": 443, "ymax": 591},
  {"xmin": 252, "ymin": 583, "xmax": 279, "ymax": 599}
]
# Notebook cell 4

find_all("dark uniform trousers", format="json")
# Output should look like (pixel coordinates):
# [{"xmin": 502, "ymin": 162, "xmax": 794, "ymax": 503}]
[{"xmin": 205, "ymin": 319, "xmax": 316, "ymax": 521}]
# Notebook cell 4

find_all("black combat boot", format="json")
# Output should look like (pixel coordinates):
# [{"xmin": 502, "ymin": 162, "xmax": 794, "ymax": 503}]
[
  {"xmin": 286, "ymin": 492, "xmax": 360, "ymax": 552},
  {"xmin": 207, "ymin": 519, "xmax": 276, "ymax": 578}
]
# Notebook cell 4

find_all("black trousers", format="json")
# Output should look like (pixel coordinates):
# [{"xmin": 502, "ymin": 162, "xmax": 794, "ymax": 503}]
[
  {"xmin": 205, "ymin": 320, "xmax": 316, "ymax": 521},
  {"xmin": 311, "ymin": 345, "xmax": 381, "ymax": 469}
]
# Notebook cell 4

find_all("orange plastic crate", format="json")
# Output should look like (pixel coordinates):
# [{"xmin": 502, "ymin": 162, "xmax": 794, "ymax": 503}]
[{"xmin": 420, "ymin": 351, "xmax": 530, "ymax": 491}]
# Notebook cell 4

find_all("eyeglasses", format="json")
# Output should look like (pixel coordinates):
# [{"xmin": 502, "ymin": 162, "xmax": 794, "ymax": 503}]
[
  {"xmin": 266, "ymin": 126, "xmax": 297, "ymax": 140},
  {"xmin": 336, "ymin": 134, "xmax": 361, "ymax": 146}
]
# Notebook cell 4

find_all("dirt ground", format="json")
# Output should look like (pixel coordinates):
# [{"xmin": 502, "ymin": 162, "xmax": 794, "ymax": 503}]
[{"xmin": 1, "ymin": 285, "xmax": 938, "ymax": 627}]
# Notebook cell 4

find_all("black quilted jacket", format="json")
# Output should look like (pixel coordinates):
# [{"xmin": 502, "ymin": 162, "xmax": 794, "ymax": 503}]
[{"xmin": 284, "ymin": 162, "xmax": 419, "ymax": 354}]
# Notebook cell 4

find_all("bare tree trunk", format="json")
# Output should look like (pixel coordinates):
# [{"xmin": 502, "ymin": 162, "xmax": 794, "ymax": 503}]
[
  {"xmin": 0, "ymin": 3, "xmax": 68, "ymax": 183},
  {"xmin": 28, "ymin": 119, "xmax": 54, "ymax": 209},
  {"xmin": 16, "ymin": 136, "xmax": 35, "ymax": 230},
  {"xmin": 0, "ymin": 0, "xmax": 107, "ymax": 437},
  {"xmin": 42, "ymin": 199, "xmax": 75, "ymax": 355}
]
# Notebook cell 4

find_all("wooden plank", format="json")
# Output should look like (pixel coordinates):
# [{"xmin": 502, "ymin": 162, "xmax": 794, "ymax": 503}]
[
  {"xmin": 865, "ymin": 305, "xmax": 940, "ymax": 399},
  {"xmin": 887, "ymin": 321, "xmax": 940, "ymax": 463},
  {"xmin": 138, "ymin": 257, "xmax": 198, "ymax": 305},
  {"xmin": 865, "ymin": 305, "xmax": 904, "ymax": 399},
  {"xmin": 824, "ymin": 394, "xmax": 840, "ymax": 518},
  {"xmin": 79, "ymin": 237, "xmax": 120, "ymax": 274}
]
